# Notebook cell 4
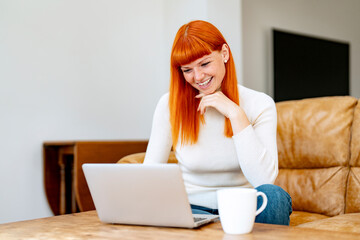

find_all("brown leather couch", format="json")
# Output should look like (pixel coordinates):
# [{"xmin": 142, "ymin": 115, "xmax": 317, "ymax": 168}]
[
  {"xmin": 118, "ymin": 96, "xmax": 360, "ymax": 233},
  {"xmin": 274, "ymin": 96, "xmax": 360, "ymax": 233}
]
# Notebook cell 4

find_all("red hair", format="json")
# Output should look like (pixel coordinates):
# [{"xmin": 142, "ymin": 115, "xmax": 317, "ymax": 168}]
[{"xmin": 169, "ymin": 20, "xmax": 239, "ymax": 148}]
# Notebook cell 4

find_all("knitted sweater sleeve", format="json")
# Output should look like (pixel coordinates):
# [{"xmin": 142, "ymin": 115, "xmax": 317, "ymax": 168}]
[
  {"xmin": 232, "ymin": 93, "xmax": 278, "ymax": 187},
  {"xmin": 143, "ymin": 93, "xmax": 173, "ymax": 164}
]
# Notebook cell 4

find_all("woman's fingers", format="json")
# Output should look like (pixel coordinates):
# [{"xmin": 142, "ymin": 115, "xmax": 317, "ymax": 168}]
[
  {"xmin": 197, "ymin": 92, "xmax": 229, "ymax": 116},
  {"xmin": 195, "ymin": 93, "xmax": 205, "ymax": 98},
  {"xmin": 198, "ymin": 97, "xmax": 210, "ymax": 114}
]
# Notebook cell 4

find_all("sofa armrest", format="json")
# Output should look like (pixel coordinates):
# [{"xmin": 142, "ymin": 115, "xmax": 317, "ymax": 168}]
[{"xmin": 117, "ymin": 151, "xmax": 178, "ymax": 164}]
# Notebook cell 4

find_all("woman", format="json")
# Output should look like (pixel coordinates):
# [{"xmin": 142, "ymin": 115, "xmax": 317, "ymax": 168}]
[{"xmin": 144, "ymin": 20, "xmax": 292, "ymax": 225}]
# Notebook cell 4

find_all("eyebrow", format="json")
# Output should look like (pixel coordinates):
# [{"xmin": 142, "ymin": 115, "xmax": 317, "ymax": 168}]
[
  {"xmin": 181, "ymin": 56, "xmax": 212, "ymax": 69},
  {"xmin": 199, "ymin": 57, "xmax": 211, "ymax": 64}
]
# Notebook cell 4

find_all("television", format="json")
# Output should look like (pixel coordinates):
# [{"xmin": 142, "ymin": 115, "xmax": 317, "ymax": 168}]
[{"xmin": 273, "ymin": 29, "xmax": 349, "ymax": 102}]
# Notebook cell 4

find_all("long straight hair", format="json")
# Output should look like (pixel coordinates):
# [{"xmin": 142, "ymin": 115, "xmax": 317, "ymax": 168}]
[{"xmin": 169, "ymin": 20, "xmax": 239, "ymax": 148}]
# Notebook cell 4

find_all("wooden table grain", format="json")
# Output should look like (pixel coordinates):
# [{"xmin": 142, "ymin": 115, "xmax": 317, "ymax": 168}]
[{"xmin": 1, "ymin": 211, "xmax": 359, "ymax": 240}]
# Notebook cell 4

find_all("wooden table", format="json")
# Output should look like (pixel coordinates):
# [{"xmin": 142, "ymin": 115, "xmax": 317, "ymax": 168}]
[
  {"xmin": 1, "ymin": 211, "xmax": 359, "ymax": 240},
  {"xmin": 43, "ymin": 141, "xmax": 148, "ymax": 215}
]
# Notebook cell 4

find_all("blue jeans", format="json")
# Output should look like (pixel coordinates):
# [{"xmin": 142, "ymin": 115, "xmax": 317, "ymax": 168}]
[{"xmin": 191, "ymin": 184, "xmax": 292, "ymax": 225}]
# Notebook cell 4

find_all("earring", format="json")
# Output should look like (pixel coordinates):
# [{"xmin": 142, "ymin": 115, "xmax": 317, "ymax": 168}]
[{"xmin": 224, "ymin": 59, "xmax": 228, "ymax": 63}]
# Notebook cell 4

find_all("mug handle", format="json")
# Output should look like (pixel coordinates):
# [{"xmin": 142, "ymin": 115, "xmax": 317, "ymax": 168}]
[{"xmin": 255, "ymin": 192, "xmax": 268, "ymax": 216}]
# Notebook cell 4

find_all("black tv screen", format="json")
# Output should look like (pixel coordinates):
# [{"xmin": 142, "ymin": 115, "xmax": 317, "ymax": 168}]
[{"xmin": 273, "ymin": 29, "xmax": 349, "ymax": 102}]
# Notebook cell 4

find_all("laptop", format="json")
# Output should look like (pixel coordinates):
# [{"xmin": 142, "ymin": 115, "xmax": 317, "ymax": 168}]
[{"xmin": 82, "ymin": 163, "xmax": 219, "ymax": 228}]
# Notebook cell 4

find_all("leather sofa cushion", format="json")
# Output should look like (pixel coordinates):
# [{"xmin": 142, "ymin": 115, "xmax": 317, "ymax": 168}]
[
  {"xmin": 289, "ymin": 211, "xmax": 329, "ymax": 226},
  {"xmin": 350, "ymin": 101, "xmax": 360, "ymax": 167},
  {"xmin": 346, "ymin": 167, "xmax": 360, "ymax": 213},
  {"xmin": 117, "ymin": 152, "xmax": 146, "ymax": 164},
  {"xmin": 276, "ymin": 96, "xmax": 357, "ymax": 168},
  {"xmin": 275, "ymin": 167, "xmax": 348, "ymax": 216},
  {"xmin": 347, "ymin": 102, "xmax": 360, "ymax": 213},
  {"xmin": 275, "ymin": 97, "xmax": 358, "ymax": 216},
  {"xmin": 297, "ymin": 213, "xmax": 360, "ymax": 233},
  {"xmin": 117, "ymin": 152, "xmax": 178, "ymax": 164}
]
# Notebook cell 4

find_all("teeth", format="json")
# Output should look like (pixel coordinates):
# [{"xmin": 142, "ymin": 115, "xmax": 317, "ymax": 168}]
[{"xmin": 198, "ymin": 78, "xmax": 212, "ymax": 86}]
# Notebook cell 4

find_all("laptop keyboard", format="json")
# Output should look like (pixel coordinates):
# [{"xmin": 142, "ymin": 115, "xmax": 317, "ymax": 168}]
[{"xmin": 194, "ymin": 217, "xmax": 207, "ymax": 222}]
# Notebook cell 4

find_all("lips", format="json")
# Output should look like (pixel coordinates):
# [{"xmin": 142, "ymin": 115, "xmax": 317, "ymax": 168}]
[{"xmin": 197, "ymin": 77, "xmax": 213, "ymax": 89}]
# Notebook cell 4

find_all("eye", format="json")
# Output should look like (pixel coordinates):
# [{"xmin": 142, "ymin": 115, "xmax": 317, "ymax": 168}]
[
  {"xmin": 182, "ymin": 69, "xmax": 192, "ymax": 73},
  {"xmin": 201, "ymin": 61, "xmax": 210, "ymax": 67}
]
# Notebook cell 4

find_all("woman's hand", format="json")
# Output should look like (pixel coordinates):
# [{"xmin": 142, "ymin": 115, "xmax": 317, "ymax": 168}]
[
  {"xmin": 196, "ymin": 91, "xmax": 238, "ymax": 118},
  {"xmin": 196, "ymin": 91, "xmax": 250, "ymax": 134}
]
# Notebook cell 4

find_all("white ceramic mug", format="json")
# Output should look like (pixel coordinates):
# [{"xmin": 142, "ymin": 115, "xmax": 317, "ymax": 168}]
[{"xmin": 217, "ymin": 188, "xmax": 268, "ymax": 234}]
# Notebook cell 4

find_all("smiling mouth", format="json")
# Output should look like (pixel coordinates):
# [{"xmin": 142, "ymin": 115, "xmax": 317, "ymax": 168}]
[{"xmin": 198, "ymin": 77, "xmax": 213, "ymax": 87}]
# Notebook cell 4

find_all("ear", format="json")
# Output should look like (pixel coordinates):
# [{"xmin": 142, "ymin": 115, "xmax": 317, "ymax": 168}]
[
  {"xmin": 221, "ymin": 43, "xmax": 230, "ymax": 63},
  {"xmin": 221, "ymin": 44, "xmax": 230, "ymax": 63}
]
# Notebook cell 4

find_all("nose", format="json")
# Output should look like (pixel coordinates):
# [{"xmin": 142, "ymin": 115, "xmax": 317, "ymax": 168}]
[{"xmin": 194, "ymin": 68, "xmax": 204, "ymax": 82}]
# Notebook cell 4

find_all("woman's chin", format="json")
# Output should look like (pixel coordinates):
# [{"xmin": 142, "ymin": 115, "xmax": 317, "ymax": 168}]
[
  {"xmin": 198, "ymin": 88, "xmax": 216, "ymax": 95},
  {"xmin": 197, "ymin": 81, "xmax": 221, "ymax": 95}
]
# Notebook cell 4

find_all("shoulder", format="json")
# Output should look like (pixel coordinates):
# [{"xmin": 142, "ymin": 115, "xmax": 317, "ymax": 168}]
[
  {"xmin": 238, "ymin": 85, "xmax": 276, "ymax": 122},
  {"xmin": 160, "ymin": 92, "xmax": 170, "ymax": 101},
  {"xmin": 153, "ymin": 92, "xmax": 170, "ymax": 116},
  {"xmin": 238, "ymin": 85, "xmax": 275, "ymax": 109},
  {"xmin": 155, "ymin": 92, "xmax": 169, "ymax": 108}
]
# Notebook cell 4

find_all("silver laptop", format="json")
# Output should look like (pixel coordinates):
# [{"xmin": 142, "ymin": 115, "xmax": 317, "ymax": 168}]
[{"xmin": 82, "ymin": 163, "xmax": 219, "ymax": 228}]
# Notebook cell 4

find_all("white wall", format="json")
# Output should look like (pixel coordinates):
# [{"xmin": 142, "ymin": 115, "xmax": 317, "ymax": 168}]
[
  {"xmin": 242, "ymin": 0, "xmax": 360, "ymax": 98},
  {"xmin": 0, "ymin": 0, "xmax": 241, "ymax": 223}
]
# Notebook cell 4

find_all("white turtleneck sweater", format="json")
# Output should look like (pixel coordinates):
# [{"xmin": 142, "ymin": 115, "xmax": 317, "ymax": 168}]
[{"xmin": 144, "ymin": 85, "xmax": 278, "ymax": 209}]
